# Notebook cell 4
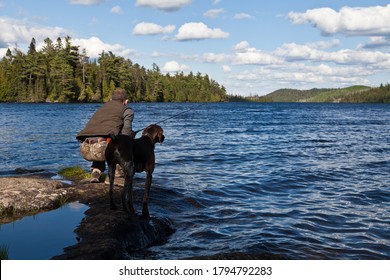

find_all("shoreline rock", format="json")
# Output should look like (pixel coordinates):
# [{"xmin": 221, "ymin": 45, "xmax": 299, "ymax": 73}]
[
  {"xmin": 0, "ymin": 175, "xmax": 70, "ymax": 223},
  {"xmin": 0, "ymin": 173, "xmax": 175, "ymax": 260}
]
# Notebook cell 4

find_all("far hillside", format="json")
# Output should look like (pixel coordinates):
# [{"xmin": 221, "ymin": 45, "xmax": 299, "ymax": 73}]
[
  {"xmin": 305, "ymin": 86, "xmax": 371, "ymax": 102},
  {"xmin": 265, "ymin": 88, "xmax": 335, "ymax": 102},
  {"xmin": 237, "ymin": 84, "xmax": 390, "ymax": 103}
]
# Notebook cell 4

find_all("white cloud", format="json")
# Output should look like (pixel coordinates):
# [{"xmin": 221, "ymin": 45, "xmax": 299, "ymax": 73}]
[
  {"xmin": 234, "ymin": 63, "xmax": 371, "ymax": 87},
  {"xmin": 203, "ymin": 52, "xmax": 230, "ymax": 63},
  {"xmin": 235, "ymin": 68, "xmax": 271, "ymax": 81},
  {"xmin": 307, "ymin": 39, "xmax": 340, "ymax": 49},
  {"xmin": 175, "ymin": 22, "xmax": 229, "ymax": 41},
  {"xmin": 275, "ymin": 41, "xmax": 390, "ymax": 66},
  {"xmin": 234, "ymin": 40, "xmax": 250, "ymax": 51},
  {"xmin": 212, "ymin": 0, "xmax": 221, "ymax": 5},
  {"xmin": 222, "ymin": 65, "xmax": 231, "ymax": 72},
  {"xmin": 234, "ymin": 50, "xmax": 283, "ymax": 65},
  {"xmin": 135, "ymin": 0, "xmax": 192, "ymax": 12},
  {"xmin": 110, "ymin": 6, "xmax": 123, "ymax": 14},
  {"xmin": 72, "ymin": 36, "xmax": 136, "ymax": 58},
  {"xmin": 151, "ymin": 51, "xmax": 169, "ymax": 58},
  {"xmin": 360, "ymin": 36, "xmax": 390, "ymax": 49},
  {"xmin": 69, "ymin": 0, "xmax": 106, "ymax": 5},
  {"xmin": 233, "ymin": 42, "xmax": 282, "ymax": 65},
  {"xmin": 133, "ymin": 22, "xmax": 176, "ymax": 35},
  {"xmin": 326, "ymin": 49, "xmax": 390, "ymax": 65},
  {"xmin": 288, "ymin": 4, "xmax": 390, "ymax": 36},
  {"xmin": 204, "ymin": 8, "xmax": 225, "ymax": 18},
  {"xmin": 275, "ymin": 42, "xmax": 323, "ymax": 61},
  {"xmin": 233, "ymin": 13, "xmax": 254, "ymax": 20},
  {"xmin": 274, "ymin": 71, "xmax": 323, "ymax": 83},
  {"xmin": 0, "ymin": 17, "xmax": 67, "ymax": 46},
  {"xmin": 162, "ymin": 60, "xmax": 189, "ymax": 72}
]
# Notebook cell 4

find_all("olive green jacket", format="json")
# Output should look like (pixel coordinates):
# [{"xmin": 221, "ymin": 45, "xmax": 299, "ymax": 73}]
[{"xmin": 76, "ymin": 100, "xmax": 134, "ymax": 141}]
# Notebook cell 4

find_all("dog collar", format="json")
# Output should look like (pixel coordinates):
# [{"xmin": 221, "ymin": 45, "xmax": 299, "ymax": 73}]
[{"xmin": 142, "ymin": 132, "xmax": 154, "ymax": 143}]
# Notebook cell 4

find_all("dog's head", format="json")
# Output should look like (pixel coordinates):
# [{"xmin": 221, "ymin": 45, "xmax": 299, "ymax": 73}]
[{"xmin": 143, "ymin": 124, "xmax": 165, "ymax": 144}]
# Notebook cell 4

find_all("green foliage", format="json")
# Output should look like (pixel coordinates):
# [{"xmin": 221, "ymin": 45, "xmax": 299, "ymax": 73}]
[
  {"xmin": 58, "ymin": 166, "xmax": 90, "ymax": 180},
  {"xmin": 305, "ymin": 86, "xmax": 372, "ymax": 102},
  {"xmin": 266, "ymin": 88, "xmax": 335, "ymax": 102},
  {"xmin": 229, "ymin": 85, "xmax": 390, "ymax": 103},
  {"xmin": 331, "ymin": 85, "xmax": 390, "ymax": 103},
  {"xmin": 227, "ymin": 94, "xmax": 272, "ymax": 102},
  {"xmin": 248, "ymin": 85, "xmax": 389, "ymax": 103},
  {"xmin": 0, "ymin": 37, "xmax": 228, "ymax": 103}
]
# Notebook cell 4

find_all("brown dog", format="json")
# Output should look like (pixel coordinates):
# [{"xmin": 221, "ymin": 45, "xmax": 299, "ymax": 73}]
[{"xmin": 105, "ymin": 124, "xmax": 165, "ymax": 218}]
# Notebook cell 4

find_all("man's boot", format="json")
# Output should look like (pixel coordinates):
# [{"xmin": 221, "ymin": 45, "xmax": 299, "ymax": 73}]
[
  {"xmin": 90, "ymin": 168, "xmax": 101, "ymax": 183},
  {"xmin": 115, "ymin": 164, "xmax": 124, "ymax": 178},
  {"xmin": 104, "ymin": 164, "xmax": 124, "ymax": 186}
]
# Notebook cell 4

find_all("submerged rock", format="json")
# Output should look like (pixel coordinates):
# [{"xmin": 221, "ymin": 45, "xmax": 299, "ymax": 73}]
[
  {"xmin": 53, "ymin": 211, "xmax": 174, "ymax": 260},
  {"xmin": 14, "ymin": 168, "xmax": 46, "ymax": 174}
]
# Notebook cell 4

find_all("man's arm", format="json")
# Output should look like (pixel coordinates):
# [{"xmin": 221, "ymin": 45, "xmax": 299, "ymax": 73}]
[{"xmin": 121, "ymin": 107, "xmax": 135, "ymax": 137}]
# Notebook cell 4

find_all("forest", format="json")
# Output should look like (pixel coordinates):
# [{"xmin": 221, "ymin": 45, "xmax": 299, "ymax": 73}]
[
  {"xmin": 238, "ymin": 85, "xmax": 390, "ymax": 103},
  {"xmin": 0, "ymin": 36, "xmax": 228, "ymax": 103}
]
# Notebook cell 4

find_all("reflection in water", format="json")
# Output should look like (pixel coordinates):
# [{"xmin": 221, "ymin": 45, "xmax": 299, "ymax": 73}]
[{"xmin": 0, "ymin": 202, "xmax": 87, "ymax": 260}]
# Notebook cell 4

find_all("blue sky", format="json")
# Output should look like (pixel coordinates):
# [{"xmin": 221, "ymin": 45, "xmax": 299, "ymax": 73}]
[{"xmin": 1, "ymin": 0, "xmax": 390, "ymax": 96}]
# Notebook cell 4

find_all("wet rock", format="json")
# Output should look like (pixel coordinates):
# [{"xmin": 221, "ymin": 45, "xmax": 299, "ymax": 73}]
[
  {"xmin": 53, "ymin": 210, "xmax": 174, "ymax": 260},
  {"xmin": 15, "ymin": 168, "xmax": 46, "ymax": 174},
  {"xmin": 0, "ymin": 174, "xmax": 175, "ymax": 259},
  {"xmin": 0, "ymin": 177, "xmax": 69, "ymax": 223},
  {"xmin": 52, "ymin": 181, "xmax": 175, "ymax": 260}
]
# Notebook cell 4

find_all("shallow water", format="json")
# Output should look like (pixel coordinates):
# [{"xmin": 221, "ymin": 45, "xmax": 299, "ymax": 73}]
[
  {"xmin": 0, "ymin": 102, "xmax": 389, "ymax": 259},
  {"xmin": 0, "ymin": 202, "xmax": 87, "ymax": 259}
]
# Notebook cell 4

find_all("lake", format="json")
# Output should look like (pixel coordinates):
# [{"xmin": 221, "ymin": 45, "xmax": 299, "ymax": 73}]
[{"xmin": 0, "ymin": 102, "xmax": 389, "ymax": 259}]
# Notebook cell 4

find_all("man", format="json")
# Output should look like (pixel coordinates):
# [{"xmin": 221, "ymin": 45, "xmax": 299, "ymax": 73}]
[{"xmin": 76, "ymin": 88, "xmax": 135, "ymax": 182}]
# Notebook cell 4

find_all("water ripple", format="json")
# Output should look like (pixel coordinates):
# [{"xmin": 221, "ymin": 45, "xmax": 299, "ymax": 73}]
[{"xmin": 1, "ymin": 102, "xmax": 389, "ymax": 259}]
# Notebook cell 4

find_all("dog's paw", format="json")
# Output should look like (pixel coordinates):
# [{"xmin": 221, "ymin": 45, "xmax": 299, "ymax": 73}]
[
  {"xmin": 140, "ymin": 214, "xmax": 150, "ymax": 221},
  {"xmin": 141, "ymin": 209, "xmax": 150, "ymax": 220}
]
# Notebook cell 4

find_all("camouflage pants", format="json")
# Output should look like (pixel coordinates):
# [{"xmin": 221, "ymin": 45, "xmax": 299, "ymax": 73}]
[{"xmin": 79, "ymin": 137, "xmax": 108, "ymax": 162}]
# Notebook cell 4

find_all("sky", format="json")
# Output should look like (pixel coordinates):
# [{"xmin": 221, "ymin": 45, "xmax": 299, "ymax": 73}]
[{"xmin": 1, "ymin": 0, "xmax": 390, "ymax": 96}]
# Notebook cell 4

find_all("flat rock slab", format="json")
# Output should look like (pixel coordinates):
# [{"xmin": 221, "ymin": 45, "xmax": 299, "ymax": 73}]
[
  {"xmin": 0, "ymin": 175, "xmax": 175, "ymax": 259},
  {"xmin": 0, "ymin": 176, "xmax": 69, "ymax": 223}
]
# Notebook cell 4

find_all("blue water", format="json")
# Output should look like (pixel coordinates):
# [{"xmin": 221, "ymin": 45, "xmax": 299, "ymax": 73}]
[
  {"xmin": 0, "ymin": 102, "xmax": 389, "ymax": 259},
  {"xmin": 0, "ymin": 202, "xmax": 87, "ymax": 259}
]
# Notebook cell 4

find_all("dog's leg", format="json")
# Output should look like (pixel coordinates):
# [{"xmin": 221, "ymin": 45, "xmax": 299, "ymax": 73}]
[
  {"xmin": 122, "ymin": 161, "xmax": 135, "ymax": 215},
  {"xmin": 108, "ymin": 162, "xmax": 117, "ymax": 210},
  {"xmin": 142, "ymin": 172, "xmax": 152, "ymax": 218}
]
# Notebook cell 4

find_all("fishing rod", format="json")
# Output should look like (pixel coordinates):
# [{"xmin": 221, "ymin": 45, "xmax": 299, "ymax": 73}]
[{"xmin": 134, "ymin": 103, "xmax": 206, "ymax": 134}]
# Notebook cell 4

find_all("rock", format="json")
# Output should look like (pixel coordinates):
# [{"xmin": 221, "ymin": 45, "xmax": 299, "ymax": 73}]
[
  {"xmin": 15, "ymin": 168, "xmax": 46, "ymax": 174},
  {"xmin": 0, "ymin": 177, "xmax": 69, "ymax": 223},
  {"xmin": 53, "ymin": 211, "xmax": 174, "ymax": 260},
  {"xmin": 52, "ymin": 181, "xmax": 175, "ymax": 260},
  {"xmin": 0, "ymin": 174, "xmax": 175, "ymax": 260}
]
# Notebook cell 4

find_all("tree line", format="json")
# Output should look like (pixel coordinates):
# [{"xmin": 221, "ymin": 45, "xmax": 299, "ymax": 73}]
[
  {"xmin": 336, "ymin": 84, "xmax": 390, "ymax": 103},
  {"xmin": 230, "ymin": 85, "xmax": 390, "ymax": 103},
  {"xmin": 0, "ymin": 36, "xmax": 228, "ymax": 103}
]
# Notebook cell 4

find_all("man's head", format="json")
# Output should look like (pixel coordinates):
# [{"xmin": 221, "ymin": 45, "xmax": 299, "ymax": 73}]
[{"xmin": 111, "ymin": 88, "xmax": 128, "ymax": 104}]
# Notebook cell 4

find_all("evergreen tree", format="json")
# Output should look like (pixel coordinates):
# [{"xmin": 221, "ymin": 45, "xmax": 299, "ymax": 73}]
[{"xmin": 0, "ymin": 36, "xmax": 228, "ymax": 103}]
